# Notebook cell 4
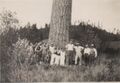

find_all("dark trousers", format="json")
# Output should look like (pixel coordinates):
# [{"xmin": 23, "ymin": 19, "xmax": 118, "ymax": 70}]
[
  {"xmin": 82, "ymin": 54, "xmax": 95, "ymax": 66},
  {"xmin": 66, "ymin": 50, "xmax": 74, "ymax": 65}
]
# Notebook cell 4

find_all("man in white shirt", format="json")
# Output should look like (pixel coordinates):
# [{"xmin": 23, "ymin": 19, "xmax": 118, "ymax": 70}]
[
  {"xmin": 84, "ymin": 45, "xmax": 91, "ymax": 55},
  {"xmin": 74, "ymin": 43, "xmax": 84, "ymax": 65},
  {"xmin": 65, "ymin": 41, "xmax": 74, "ymax": 65}
]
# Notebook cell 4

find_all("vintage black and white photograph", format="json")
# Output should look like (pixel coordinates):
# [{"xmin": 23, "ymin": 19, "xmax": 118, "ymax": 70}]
[{"xmin": 0, "ymin": 0, "xmax": 120, "ymax": 82}]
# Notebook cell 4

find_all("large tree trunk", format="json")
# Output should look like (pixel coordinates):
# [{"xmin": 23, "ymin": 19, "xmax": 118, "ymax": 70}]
[{"xmin": 48, "ymin": 0, "xmax": 72, "ymax": 49}]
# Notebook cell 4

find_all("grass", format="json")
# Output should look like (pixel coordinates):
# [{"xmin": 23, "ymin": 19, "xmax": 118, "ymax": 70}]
[{"xmin": 8, "ymin": 53, "xmax": 120, "ymax": 82}]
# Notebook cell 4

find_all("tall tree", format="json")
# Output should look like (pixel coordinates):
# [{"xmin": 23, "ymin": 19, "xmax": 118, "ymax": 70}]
[{"xmin": 48, "ymin": 0, "xmax": 72, "ymax": 49}]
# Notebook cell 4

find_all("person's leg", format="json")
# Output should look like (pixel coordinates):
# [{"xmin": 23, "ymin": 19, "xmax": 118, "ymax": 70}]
[
  {"xmin": 72, "ymin": 51, "xmax": 75, "ymax": 65},
  {"xmin": 82, "ymin": 54, "xmax": 85, "ymax": 65},
  {"xmin": 50, "ymin": 54, "xmax": 55, "ymax": 65},
  {"xmin": 79, "ymin": 55, "xmax": 82, "ymax": 65},
  {"xmin": 85, "ymin": 54, "xmax": 88, "ymax": 66},
  {"xmin": 65, "ymin": 55, "xmax": 68, "ymax": 65},
  {"xmin": 58, "ymin": 56, "xmax": 61, "ymax": 65},
  {"xmin": 88, "ymin": 56, "xmax": 91, "ymax": 66},
  {"xmin": 48, "ymin": 54, "xmax": 51, "ymax": 64},
  {"xmin": 55, "ymin": 55, "xmax": 59, "ymax": 65},
  {"xmin": 36, "ymin": 52, "xmax": 40, "ymax": 63},
  {"xmin": 75, "ymin": 54, "xmax": 78, "ymax": 65},
  {"xmin": 44, "ymin": 54, "xmax": 49, "ymax": 64},
  {"xmin": 50, "ymin": 54, "xmax": 53, "ymax": 65},
  {"xmin": 91, "ymin": 55, "xmax": 94, "ymax": 64},
  {"xmin": 66, "ymin": 51, "xmax": 70, "ymax": 65},
  {"xmin": 60, "ymin": 56, "xmax": 62, "ymax": 66},
  {"xmin": 48, "ymin": 52, "xmax": 51, "ymax": 64},
  {"xmin": 41, "ymin": 53, "xmax": 45, "ymax": 62},
  {"xmin": 38, "ymin": 52, "xmax": 42, "ymax": 64},
  {"xmin": 69, "ymin": 51, "xmax": 72, "ymax": 65},
  {"xmin": 70, "ymin": 51, "xmax": 74, "ymax": 65},
  {"xmin": 62, "ymin": 56, "xmax": 65, "ymax": 66},
  {"xmin": 61, "ymin": 55, "xmax": 65, "ymax": 66}
]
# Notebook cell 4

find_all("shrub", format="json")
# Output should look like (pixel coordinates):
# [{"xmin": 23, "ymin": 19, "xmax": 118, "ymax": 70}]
[
  {"xmin": 0, "ymin": 27, "xmax": 18, "ymax": 82},
  {"xmin": 8, "ymin": 38, "xmax": 34, "ymax": 82}
]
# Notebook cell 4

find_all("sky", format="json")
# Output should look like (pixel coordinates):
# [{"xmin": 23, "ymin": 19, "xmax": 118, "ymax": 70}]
[{"xmin": 0, "ymin": 0, "xmax": 120, "ymax": 32}]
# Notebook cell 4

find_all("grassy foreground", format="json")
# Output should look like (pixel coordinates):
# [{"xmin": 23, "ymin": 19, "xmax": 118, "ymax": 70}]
[{"xmin": 8, "ymin": 53, "xmax": 120, "ymax": 82}]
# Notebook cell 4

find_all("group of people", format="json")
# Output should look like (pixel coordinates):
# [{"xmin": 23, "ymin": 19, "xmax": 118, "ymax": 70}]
[
  {"xmin": 49, "ymin": 44, "xmax": 66, "ymax": 66},
  {"xmin": 34, "ymin": 41, "xmax": 98, "ymax": 66}
]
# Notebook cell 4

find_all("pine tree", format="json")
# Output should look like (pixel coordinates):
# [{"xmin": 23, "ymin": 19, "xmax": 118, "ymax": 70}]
[{"xmin": 48, "ymin": 0, "xmax": 72, "ymax": 49}]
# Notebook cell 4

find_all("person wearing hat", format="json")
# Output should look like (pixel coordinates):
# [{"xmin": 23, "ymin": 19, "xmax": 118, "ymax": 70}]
[{"xmin": 74, "ymin": 43, "xmax": 84, "ymax": 65}]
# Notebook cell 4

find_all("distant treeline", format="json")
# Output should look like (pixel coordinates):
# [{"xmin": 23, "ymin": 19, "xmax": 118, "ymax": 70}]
[{"xmin": 18, "ymin": 22, "xmax": 120, "ymax": 49}]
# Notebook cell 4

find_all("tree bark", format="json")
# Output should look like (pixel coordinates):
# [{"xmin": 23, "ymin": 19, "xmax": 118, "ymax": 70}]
[{"xmin": 48, "ymin": 0, "xmax": 72, "ymax": 49}]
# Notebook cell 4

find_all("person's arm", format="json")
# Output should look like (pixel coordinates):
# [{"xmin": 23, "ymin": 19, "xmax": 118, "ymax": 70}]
[{"xmin": 94, "ymin": 49, "xmax": 97, "ymax": 58}]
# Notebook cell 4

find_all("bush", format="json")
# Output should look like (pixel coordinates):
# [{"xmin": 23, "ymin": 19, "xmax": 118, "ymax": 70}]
[
  {"xmin": 0, "ymin": 27, "xmax": 18, "ymax": 82},
  {"xmin": 8, "ymin": 38, "xmax": 34, "ymax": 82}
]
